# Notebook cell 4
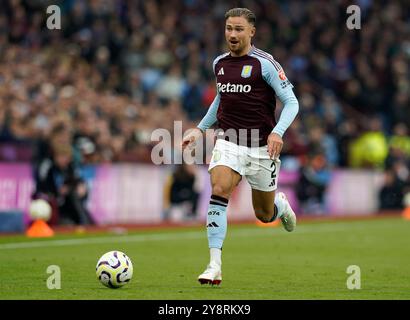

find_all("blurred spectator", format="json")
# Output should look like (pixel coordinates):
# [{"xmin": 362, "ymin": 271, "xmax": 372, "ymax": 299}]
[
  {"xmin": 379, "ymin": 124, "xmax": 410, "ymax": 210},
  {"xmin": 348, "ymin": 116, "xmax": 389, "ymax": 169},
  {"xmin": 182, "ymin": 69, "xmax": 206, "ymax": 120},
  {"xmin": 389, "ymin": 123, "xmax": 410, "ymax": 158},
  {"xmin": 34, "ymin": 142, "xmax": 94, "ymax": 226},
  {"xmin": 0, "ymin": 0, "xmax": 408, "ymax": 216},
  {"xmin": 379, "ymin": 170, "xmax": 405, "ymax": 210},
  {"xmin": 163, "ymin": 164, "xmax": 200, "ymax": 221},
  {"xmin": 335, "ymin": 118, "xmax": 359, "ymax": 167},
  {"xmin": 296, "ymin": 152, "xmax": 331, "ymax": 214},
  {"xmin": 0, "ymin": 0, "xmax": 407, "ymax": 170},
  {"xmin": 307, "ymin": 125, "xmax": 339, "ymax": 167}
]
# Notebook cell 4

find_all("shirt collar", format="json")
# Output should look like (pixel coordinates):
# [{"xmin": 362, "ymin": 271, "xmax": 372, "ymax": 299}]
[{"xmin": 247, "ymin": 44, "xmax": 256, "ymax": 55}]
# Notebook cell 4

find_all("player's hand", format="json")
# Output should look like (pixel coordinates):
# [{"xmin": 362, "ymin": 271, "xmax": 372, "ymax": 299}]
[
  {"xmin": 181, "ymin": 128, "xmax": 203, "ymax": 151},
  {"xmin": 267, "ymin": 132, "xmax": 283, "ymax": 159}
]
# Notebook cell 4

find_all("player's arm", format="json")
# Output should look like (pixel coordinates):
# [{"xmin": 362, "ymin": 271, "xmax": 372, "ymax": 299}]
[
  {"xmin": 197, "ymin": 93, "xmax": 220, "ymax": 132},
  {"xmin": 261, "ymin": 58, "xmax": 299, "ymax": 158}
]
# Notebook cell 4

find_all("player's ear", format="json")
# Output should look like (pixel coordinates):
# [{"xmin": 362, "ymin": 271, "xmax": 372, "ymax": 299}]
[{"xmin": 250, "ymin": 26, "xmax": 256, "ymax": 37}]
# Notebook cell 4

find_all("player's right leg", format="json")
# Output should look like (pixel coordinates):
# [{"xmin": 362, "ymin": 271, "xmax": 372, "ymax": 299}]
[
  {"xmin": 198, "ymin": 165, "xmax": 241, "ymax": 285},
  {"xmin": 252, "ymin": 189, "xmax": 296, "ymax": 232}
]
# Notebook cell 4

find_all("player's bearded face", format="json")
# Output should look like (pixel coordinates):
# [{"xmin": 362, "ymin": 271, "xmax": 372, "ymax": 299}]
[{"xmin": 225, "ymin": 17, "xmax": 255, "ymax": 56}]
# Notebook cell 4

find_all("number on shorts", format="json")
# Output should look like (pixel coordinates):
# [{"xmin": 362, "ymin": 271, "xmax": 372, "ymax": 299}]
[{"xmin": 269, "ymin": 161, "xmax": 277, "ymax": 188}]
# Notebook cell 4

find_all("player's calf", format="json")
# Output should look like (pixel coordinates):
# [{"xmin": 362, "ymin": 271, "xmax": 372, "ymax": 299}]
[{"xmin": 253, "ymin": 193, "xmax": 296, "ymax": 231}]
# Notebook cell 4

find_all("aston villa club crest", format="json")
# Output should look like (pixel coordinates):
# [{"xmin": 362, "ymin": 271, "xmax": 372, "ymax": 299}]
[
  {"xmin": 241, "ymin": 65, "xmax": 253, "ymax": 78},
  {"xmin": 212, "ymin": 150, "xmax": 221, "ymax": 162}
]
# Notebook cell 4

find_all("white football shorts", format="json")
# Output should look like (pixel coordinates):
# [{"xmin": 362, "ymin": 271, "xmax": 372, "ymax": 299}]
[{"xmin": 208, "ymin": 139, "xmax": 281, "ymax": 192}]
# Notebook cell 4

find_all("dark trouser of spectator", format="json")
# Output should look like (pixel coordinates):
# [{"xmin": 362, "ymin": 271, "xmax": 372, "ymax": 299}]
[
  {"xmin": 297, "ymin": 185, "xmax": 327, "ymax": 214},
  {"xmin": 163, "ymin": 189, "xmax": 200, "ymax": 221},
  {"xmin": 296, "ymin": 170, "xmax": 328, "ymax": 214},
  {"xmin": 379, "ymin": 186, "xmax": 403, "ymax": 210},
  {"xmin": 58, "ymin": 191, "xmax": 95, "ymax": 225}
]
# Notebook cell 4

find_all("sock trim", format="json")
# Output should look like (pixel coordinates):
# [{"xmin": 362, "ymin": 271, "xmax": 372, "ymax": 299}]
[
  {"xmin": 210, "ymin": 200, "xmax": 227, "ymax": 207},
  {"xmin": 211, "ymin": 194, "xmax": 229, "ymax": 204},
  {"xmin": 210, "ymin": 194, "xmax": 228, "ymax": 207},
  {"xmin": 268, "ymin": 205, "xmax": 278, "ymax": 222}
]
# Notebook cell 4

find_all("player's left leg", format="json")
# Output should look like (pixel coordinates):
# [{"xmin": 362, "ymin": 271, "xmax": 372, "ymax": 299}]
[
  {"xmin": 245, "ymin": 154, "xmax": 296, "ymax": 231},
  {"xmin": 251, "ymin": 189, "xmax": 275, "ymax": 223}
]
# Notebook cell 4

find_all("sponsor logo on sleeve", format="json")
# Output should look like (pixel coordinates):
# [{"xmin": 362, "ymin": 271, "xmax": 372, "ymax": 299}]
[
  {"xmin": 278, "ymin": 69, "xmax": 287, "ymax": 81},
  {"xmin": 280, "ymin": 79, "xmax": 292, "ymax": 89}
]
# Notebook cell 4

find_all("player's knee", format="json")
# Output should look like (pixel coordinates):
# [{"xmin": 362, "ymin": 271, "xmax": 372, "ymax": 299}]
[{"xmin": 211, "ymin": 184, "xmax": 231, "ymax": 199}]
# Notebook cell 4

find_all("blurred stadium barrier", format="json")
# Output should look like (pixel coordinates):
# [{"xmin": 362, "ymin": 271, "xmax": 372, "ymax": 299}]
[{"xmin": 0, "ymin": 163, "xmax": 385, "ymax": 226}]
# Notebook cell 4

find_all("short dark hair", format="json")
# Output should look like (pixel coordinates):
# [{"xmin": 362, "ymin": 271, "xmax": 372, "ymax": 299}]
[{"xmin": 225, "ymin": 8, "xmax": 256, "ymax": 26}]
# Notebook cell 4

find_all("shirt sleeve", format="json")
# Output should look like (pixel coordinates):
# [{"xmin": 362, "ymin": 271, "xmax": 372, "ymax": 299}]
[{"xmin": 259, "ymin": 57, "xmax": 299, "ymax": 137}]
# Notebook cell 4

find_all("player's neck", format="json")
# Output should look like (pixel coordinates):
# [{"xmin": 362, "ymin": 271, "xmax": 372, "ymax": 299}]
[{"xmin": 230, "ymin": 43, "xmax": 253, "ymax": 57}]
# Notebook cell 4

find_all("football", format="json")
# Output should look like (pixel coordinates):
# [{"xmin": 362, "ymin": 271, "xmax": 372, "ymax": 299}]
[
  {"xmin": 29, "ymin": 199, "xmax": 52, "ymax": 221},
  {"xmin": 96, "ymin": 251, "xmax": 133, "ymax": 288}
]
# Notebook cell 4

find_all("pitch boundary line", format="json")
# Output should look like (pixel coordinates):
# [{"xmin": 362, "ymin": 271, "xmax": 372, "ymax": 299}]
[{"xmin": 0, "ymin": 221, "xmax": 391, "ymax": 250}]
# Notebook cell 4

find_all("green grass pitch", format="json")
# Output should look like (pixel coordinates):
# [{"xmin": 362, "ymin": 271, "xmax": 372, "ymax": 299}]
[{"xmin": 0, "ymin": 217, "xmax": 409, "ymax": 300}]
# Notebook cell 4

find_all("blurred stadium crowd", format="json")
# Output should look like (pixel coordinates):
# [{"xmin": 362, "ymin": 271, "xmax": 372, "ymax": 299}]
[{"xmin": 0, "ymin": 0, "xmax": 409, "ymax": 212}]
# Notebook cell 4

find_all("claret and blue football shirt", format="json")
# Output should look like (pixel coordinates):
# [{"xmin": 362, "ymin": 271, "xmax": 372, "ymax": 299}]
[{"xmin": 198, "ymin": 45, "xmax": 299, "ymax": 147}]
